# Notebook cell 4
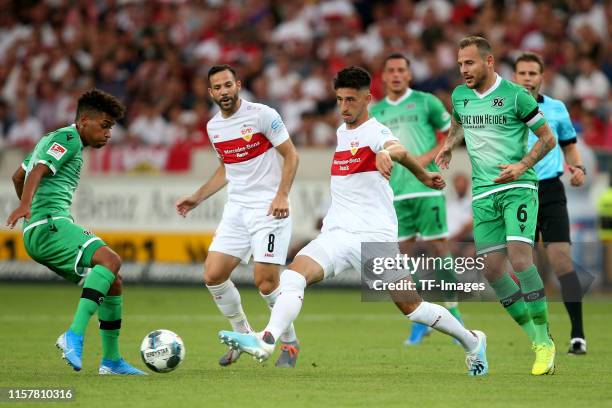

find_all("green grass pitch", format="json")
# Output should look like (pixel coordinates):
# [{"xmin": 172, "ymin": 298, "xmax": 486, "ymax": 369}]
[{"xmin": 1, "ymin": 283, "xmax": 611, "ymax": 407}]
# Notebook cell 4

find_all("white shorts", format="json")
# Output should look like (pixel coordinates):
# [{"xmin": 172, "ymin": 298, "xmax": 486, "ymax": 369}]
[
  {"xmin": 209, "ymin": 202, "xmax": 291, "ymax": 264},
  {"xmin": 296, "ymin": 229, "xmax": 361, "ymax": 279},
  {"xmin": 296, "ymin": 229, "xmax": 406, "ymax": 284}
]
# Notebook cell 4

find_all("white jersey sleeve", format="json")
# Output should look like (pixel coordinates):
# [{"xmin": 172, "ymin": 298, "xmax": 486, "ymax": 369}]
[
  {"xmin": 373, "ymin": 125, "xmax": 398, "ymax": 152},
  {"xmin": 259, "ymin": 106, "xmax": 290, "ymax": 147}
]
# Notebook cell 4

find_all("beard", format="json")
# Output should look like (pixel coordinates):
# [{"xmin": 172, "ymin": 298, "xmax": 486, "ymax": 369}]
[
  {"xmin": 217, "ymin": 93, "xmax": 239, "ymax": 112},
  {"xmin": 466, "ymin": 70, "xmax": 487, "ymax": 89}
]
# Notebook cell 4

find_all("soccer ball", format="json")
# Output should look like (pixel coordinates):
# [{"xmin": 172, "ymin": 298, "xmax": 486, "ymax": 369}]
[{"xmin": 140, "ymin": 329, "xmax": 185, "ymax": 373}]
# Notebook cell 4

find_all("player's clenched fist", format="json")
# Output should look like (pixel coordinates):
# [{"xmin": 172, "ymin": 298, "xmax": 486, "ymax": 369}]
[
  {"xmin": 175, "ymin": 195, "xmax": 200, "ymax": 218},
  {"xmin": 376, "ymin": 149, "xmax": 393, "ymax": 180},
  {"xmin": 420, "ymin": 172, "xmax": 446, "ymax": 190}
]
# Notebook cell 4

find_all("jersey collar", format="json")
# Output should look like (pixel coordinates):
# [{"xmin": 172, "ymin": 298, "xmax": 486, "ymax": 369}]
[
  {"xmin": 342, "ymin": 117, "xmax": 375, "ymax": 131},
  {"xmin": 473, "ymin": 74, "xmax": 501, "ymax": 99},
  {"xmin": 385, "ymin": 88, "xmax": 413, "ymax": 106},
  {"xmin": 71, "ymin": 124, "xmax": 84, "ymax": 147}
]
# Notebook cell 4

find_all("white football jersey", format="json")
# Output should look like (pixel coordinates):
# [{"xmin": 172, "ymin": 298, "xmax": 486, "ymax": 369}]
[
  {"xmin": 207, "ymin": 100, "xmax": 290, "ymax": 208},
  {"xmin": 322, "ymin": 117, "xmax": 399, "ymax": 238}
]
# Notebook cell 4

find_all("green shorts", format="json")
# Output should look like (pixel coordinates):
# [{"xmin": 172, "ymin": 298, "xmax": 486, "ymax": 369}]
[
  {"xmin": 472, "ymin": 187, "xmax": 538, "ymax": 255},
  {"xmin": 394, "ymin": 194, "xmax": 449, "ymax": 241},
  {"xmin": 23, "ymin": 216, "xmax": 106, "ymax": 283}
]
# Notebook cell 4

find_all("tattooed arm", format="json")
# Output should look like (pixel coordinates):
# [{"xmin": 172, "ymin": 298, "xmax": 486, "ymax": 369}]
[
  {"xmin": 493, "ymin": 123, "xmax": 557, "ymax": 183},
  {"xmin": 435, "ymin": 116, "xmax": 464, "ymax": 169}
]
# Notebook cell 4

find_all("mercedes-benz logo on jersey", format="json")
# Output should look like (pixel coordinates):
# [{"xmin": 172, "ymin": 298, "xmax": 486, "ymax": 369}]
[
  {"xmin": 350, "ymin": 139, "xmax": 359, "ymax": 156},
  {"xmin": 241, "ymin": 125, "xmax": 254, "ymax": 142}
]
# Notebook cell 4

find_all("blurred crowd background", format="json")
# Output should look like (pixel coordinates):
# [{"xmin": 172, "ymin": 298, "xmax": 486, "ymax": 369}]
[{"xmin": 0, "ymin": 0, "xmax": 611, "ymax": 172}]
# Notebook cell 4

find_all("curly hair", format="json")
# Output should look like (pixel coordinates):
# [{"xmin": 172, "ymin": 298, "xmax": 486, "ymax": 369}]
[
  {"xmin": 333, "ymin": 66, "xmax": 371, "ymax": 91},
  {"xmin": 76, "ymin": 88, "xmax": 125, "ymax": 121}
]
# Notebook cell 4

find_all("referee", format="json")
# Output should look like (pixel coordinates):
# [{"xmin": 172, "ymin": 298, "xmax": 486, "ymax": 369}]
[{"xmin": 513, "ymin": 52, "xmax": 587, "ymax": 355}]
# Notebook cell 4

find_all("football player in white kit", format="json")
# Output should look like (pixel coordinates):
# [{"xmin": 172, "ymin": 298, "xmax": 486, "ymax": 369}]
[
  {"xmin": 176, "ymin": 65, "xmax": 300, "ymax": 368},
  {"xmin": 219, "ymin": 67, "xmax": 489, "ymax": 376}
]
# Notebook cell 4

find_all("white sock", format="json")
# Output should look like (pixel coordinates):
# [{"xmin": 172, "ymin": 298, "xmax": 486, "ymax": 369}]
[
  {"xmin": 260, "ymin": 286, "xmax": 298, "ymax": 343},
  {"xmin": 207, "ymin": 280, "xmax": 252, "ymax": 333},
  {"xmin": 407, "ymin": 301, "xmax": 478, "ymax": 351},
  {"xmin": 264, "ymin": 269, "xmax": 306, "ymax": 342}
]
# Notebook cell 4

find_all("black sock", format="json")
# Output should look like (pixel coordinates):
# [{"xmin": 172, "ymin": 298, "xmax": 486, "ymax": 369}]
[{"xmin": 558, "ymin": 271, "xmax": 584, "ymax": 339}]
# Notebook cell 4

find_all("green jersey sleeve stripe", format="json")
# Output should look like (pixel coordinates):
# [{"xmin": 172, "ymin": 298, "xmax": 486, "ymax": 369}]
[{"xmin": 521, "ymin": 107, "xmax": 541, "ymax": 124}]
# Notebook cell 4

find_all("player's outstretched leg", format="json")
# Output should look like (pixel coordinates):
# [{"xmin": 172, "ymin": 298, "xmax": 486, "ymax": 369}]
[
  {"xmin": 205, "ymin": 252, "xmax": 252, "ymax": 367},
  {"xmin": 256, "ymin": 262, "xmax": 300, "ymax": 368},
  {"xmin": 57, "ymin": 247, "xmax": 120, "ymax": 371},
  {"xmin": 220, "ymin": 257, "xmax": 318, "ymax": 363},
  {"xmin": 219, "ymin": 268, "xmax": 306, "ymax": 363},
  {"xmin": 391, "ymin": 282, "xmax": 488, "ymax": 376},
  {"xmin": 261, "ymin": 288, "xmax": 301, "ymax": 367}
]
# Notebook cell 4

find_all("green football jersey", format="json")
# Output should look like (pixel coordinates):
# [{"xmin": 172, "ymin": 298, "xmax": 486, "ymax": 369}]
[
  {"xmin": 21, "ymin": 124, "xmax": 83, "ymax": 225},
  {"xmin": 370, "ymin": 89, "xmax": 451, "ymax": 199},
  {"xmin": 451, "ymin": 75, "xmax": 546, "ymax": 200}
]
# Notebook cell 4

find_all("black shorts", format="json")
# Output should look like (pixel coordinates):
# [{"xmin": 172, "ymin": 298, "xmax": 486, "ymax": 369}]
[{"xmin": 536, "ymin": 176, "xmax": 571, "ymax": 245}]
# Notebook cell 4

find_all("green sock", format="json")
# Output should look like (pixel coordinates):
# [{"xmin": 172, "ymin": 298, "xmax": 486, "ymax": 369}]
[
  {"xmin": 98, "ymin": 295, "xmax": 122, "ymax": 361},
  {"xmin": 69, "ymin": 265, "xmax": 116, "ymax": 336},
  {"xmin": 515, "ymin": 265, "xmax": 551, "ymax": 345},
  {"xmin": 490, "ymin": 272, "xmax": 536, "ymax": 342}
]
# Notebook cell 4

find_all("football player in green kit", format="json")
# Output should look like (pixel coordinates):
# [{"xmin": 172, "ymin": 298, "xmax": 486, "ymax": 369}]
[
  {"xmin": 436, "ymin": 36, "xmax": 557, "ymax": 375},
  {"xmin": 6, "ymin": 89, "xmax": 145, "ymax": 375}
]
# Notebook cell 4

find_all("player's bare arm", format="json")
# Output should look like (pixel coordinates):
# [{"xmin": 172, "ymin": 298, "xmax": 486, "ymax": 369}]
[
  {"xmin": 268, "ymin": 139, "xmax": 299, "ymax": 219},
  {"xmin": 435, "ymin": 116, "xmax": 463, "ymax": 169},
  {"xmin": 562, "ymin": 142, "xmax": 585, "ymax": 187},
  {"xmin": 416, "ymin": 131, "xmax": 448, "ymax": 168},
  {"xmin": 11, "ymin": 166, "xmax": 26, "ymax": 200},
  {"xmin": 379, "ymin": 140, "xmax": 445, "ymax": 190},
  {"xmin": 6, "ymin": 163, "xmax": 52, "ymax": 228},
  {"xmin": 175, "ymin": 159, "xmax": 227, "ymax": 218},
  {"xmin": 494, "ymin": 123, "xmax": 556, "ymax": 184}
]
